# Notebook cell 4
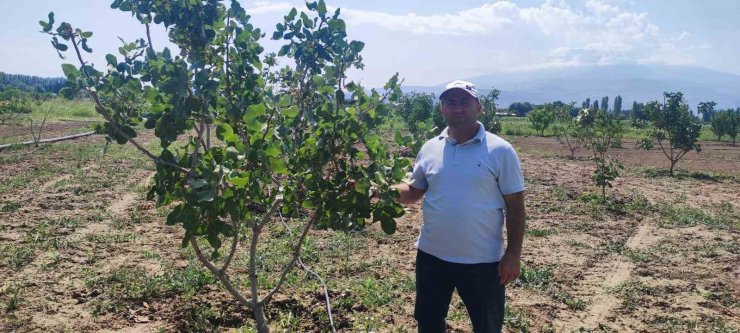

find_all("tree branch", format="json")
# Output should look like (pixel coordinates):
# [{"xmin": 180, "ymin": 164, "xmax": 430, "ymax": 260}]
[
  {"xmin": 260, "ymin": 208, "xmax": 321, "ymax": 305},
  {"xmin": 68, "ymin": 34, "xmax": 191, "ymax": 175},
  {"xmin": 190, "ymin": 237, "xmax": 255, "ymax": 308}
]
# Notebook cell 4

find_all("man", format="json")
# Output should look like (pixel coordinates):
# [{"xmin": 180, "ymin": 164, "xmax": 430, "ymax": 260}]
[{"xmin": 393, "ymin": 80, "xmax": 526, "ymax": 333}]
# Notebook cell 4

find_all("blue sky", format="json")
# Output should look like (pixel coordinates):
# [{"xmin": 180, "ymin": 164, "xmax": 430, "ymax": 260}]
[{"xmin": 1, "ymin": 0, "xmax": 739, "ymax": 87}]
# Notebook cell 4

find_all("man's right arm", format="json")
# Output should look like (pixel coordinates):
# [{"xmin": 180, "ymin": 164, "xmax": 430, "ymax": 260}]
[{"xmin": 392, "ymin": 183, "xmax": 426, "ymax": 204}]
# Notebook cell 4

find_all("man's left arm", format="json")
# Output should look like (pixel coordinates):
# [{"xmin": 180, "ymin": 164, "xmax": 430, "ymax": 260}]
[{"xmin": 499, "ymin": 191, "xmax": 526, "ymax": 285}]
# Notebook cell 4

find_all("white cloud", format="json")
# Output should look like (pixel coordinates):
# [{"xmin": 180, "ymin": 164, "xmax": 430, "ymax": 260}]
[
  {"xmin": 338, "ymin": 0, "xmax": 695, "ymax": 70},
  {"xmin": 244, "ymin": 1, "xmax": 293, "ymax": 15}
]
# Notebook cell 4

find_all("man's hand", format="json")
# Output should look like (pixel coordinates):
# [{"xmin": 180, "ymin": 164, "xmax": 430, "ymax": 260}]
[{"xmin": 498, "ymin": 252, "xmax": 521, "ymax": 285}]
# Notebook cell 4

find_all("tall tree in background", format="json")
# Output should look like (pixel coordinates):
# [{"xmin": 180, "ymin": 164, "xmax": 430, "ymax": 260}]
[
  {"xmin": 613, "ymin": 95, "xmax": 622, "ymax": 115},
  {"xmin": 509, "ymin": 101, "xmax": 533, "ymax": 117},
  {"xmin": 710, "ymin": 109, "xmax": 739, "ymax": 144},
  {"xmin": 697, "ymin": 101, "xmax": 717, "ymax": 123},
  {"xmin": 592, "ymin": 99, "xmax": 599, "ymax": 111},
  {"xmin": 582, "ymin": 98, "xmax": 591, "ymax": 109},
  {"xmin": 600, "ymin": 96, "xmax": 609, "ymax": 112}
]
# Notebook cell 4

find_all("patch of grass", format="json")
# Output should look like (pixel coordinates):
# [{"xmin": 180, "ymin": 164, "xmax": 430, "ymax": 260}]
[
  {"xmin": 85, "ymin": 232, "xmax": 140, "ymax": 244},
  {"xmin": 514, "ymin": 264, "xmax": 552, "ymax": 290},
  {"xmin": 646, "ymin": 315, "xmax": 739, "ymax": 333},
  {"xmin": 641, "ymin": 167, "xmax": 738, "ymax": 183},
  {"xmin": 605, "ymin": 241, "xmax": 625, "ymax": 255},
  {"xmin": 2, "ymin": 286, "xmax": 23, "ymax": 314},
  {"xmin": 503, "ymin": 304, "xmax": 529, "ymax": 333},
  {"xmin": 551, "ymin": 290, "xmax": 588, "ymax": 311},
  {"xmin": 551, "ymin": 186, "xmax": 568, "ymax": 200},
  {"xmin": 655, "ymin": 203, "xmax": 738, "ymax": 229},
  {"xmin": 526, "ymin": 228, "xmax": 557, "ymax": 237},
  {"xmin": 143, "ymin": 249, "xmax": 161, "ymax": 260},
  {"xmin": 567, "ymin": 239, "xmax": 592, "ymax": 249},
  {"xmin": 1, "ymin": 201, "xmax": 21, "ymax": 212},
  {"xmin": 85, "ymin": 264, "xmax": 217, "ymax": 309},
  {"xmin": 623, "ymin": 248, "xmax": 650, "ymax": 263},
  {"xmin": 1, "ymin": 244, "xmax": 35, "ymax": 269},
  {"xmin": 355, "ymin": 276, "xmax": 393, "ymax": 308},
  {"xmin": 609, "ymin": 280, "xmax": 656, "ymax": 312}
]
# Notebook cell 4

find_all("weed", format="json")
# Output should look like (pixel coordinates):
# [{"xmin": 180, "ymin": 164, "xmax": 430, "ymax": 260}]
[
  {"xmin": 1, "ymin": 244, "xmax": 35, "ymax": 268},
  {"xmin": 355, "ymin": 276, "xmax": 393, "ymax": 308},
  {"xmin": 610, "ymin": 280, "xmax": 655, "ymax": 311},
  {"xmin": 85, "ymin": 232, "xmax": 140, "ymax": 244},
  {"xmin": 143, "ymin": 249, "xmax": 161, "ymax": 259},
  {"xmin": 655, "ymin": 203, "xmax": 736, "ymax": 229},
  {"xmin": 552, "ymin": 291, "xmax": 588, "ymax": 310},
  {"xmin": 1, "ymin": 201, "xmax": 20, "ymax": 212},
  {"xmin": 526, "ymin": 228, "xmax": 556, "ymax": 237},
  {"xmin": 551, "ymin": 186, "xmax": 568, "ymax": 200},
  {"xmin": 646, "ymin": 315, "xmax": 738, "ymax": 333},
  {"xmin": 85, "ymin": 264, "xmax": 216, "ymax": 307},
  {"xmin": 623, "ymin": 249, "xmax": 650, "ymax": 263},
  {"xmin": 605, "ymin": 241, "xmax": 625, "ymax": 255},
  {"xmin": 566, "ymin": 239, "xmax": 592, "ymax": 249},
  {"xmin": 2, "ymin": 287, "xmax": 23, "ymax": 314},
  {"xmin": 40, "ymin": 250, "xmax": 62, "ymax": 270},
  {"xmin": 514, "ymin": 264, "xmax": 552, "ymax": 290},
  {"xmin": 503, "ymin": 305, "xmax": 529, "ymax": 333}
]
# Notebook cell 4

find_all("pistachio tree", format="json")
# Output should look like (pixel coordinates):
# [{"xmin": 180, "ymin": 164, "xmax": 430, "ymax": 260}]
[
  {"xmin": 578, "ymin": 108, "xmax": 624, "ymax": 203},
  {"xmin": 41, "ymin": 1, "xmax": 410, "ymax": 331},
  {"xmin": 552, "ymin": 103, "xmax": 586, "ymax": 159},
  {"xmin": 637, "ymin": 92, "xmax": 702, "ymax": 176}
]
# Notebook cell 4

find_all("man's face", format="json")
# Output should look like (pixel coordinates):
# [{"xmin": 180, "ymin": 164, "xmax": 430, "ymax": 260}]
[{"xmin": 440, "ymin": 89, "xmax": 481, "ymax": 127}]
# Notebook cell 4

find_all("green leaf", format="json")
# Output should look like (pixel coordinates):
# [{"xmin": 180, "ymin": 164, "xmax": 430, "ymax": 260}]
[
  {"xmin": 317, "ymin": 0, "xmax": 327, "ymax": 16},
  {"xmin": 287, "ymin": 8, "xmax": 298, "ymax": 20},
  {"xmin": 188, "ymin": 178, "xmax": 208, "ymax": 189},
  {"xmin": 282, "ymin": 106, "xmax": 299, "ymax": 118},
  {"xmin": 61, "ymin": 64, "xmax": 79, "ymax": 80},
  {"xmin": 81, "ymin": 31, "xmax": 93, "ymax": 38},
  {"xmin": 196, "ymin": 188, "xmax": 216, "ymax": 203},
  {"xmin": 245, "ymin": 103, "xmax": 267, "ymax": 121},
  {"xmin": 268, "ymin": 157, "xmax": 288, "ymax": 174},
  {"xmin": 105, "ymin": 54, "xmax": 117, "ymax": 65},
  {"xmin": 59, "ymin": 87, "xmax": 75, "ymax": 99},
  {"xmin": 349, "ymin": 41, "xmax": 365, "ymax": 53},
  {"xmin": 216, "ymin": 123, "xmax": 236, "ymax": 142},
  {"xmin": 380, "ymin": 217, "xmax": 396, "ymax": 234},
  {"xmin": 228, "ymin": 176, "xmax": 249, "ymax": 188},
  {"xmin": 207, "ymin": 231, "xmax": 222, "ymax": 250},
  {"xmin": 301, "ymin": 200, "xmax": 315, "ymax": 209},
  {"xmin": 53, "ymin": 42, "xmax": 68, "ymax": 51},
  {"xmin": 81, "ymin": 39, "xmax": 93, "ymax": 53}
]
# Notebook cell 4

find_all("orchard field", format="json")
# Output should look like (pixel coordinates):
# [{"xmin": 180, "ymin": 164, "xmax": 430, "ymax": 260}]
[{"xmin": 1, "ymin": 107, "xmax": 738, "ymax": 332}]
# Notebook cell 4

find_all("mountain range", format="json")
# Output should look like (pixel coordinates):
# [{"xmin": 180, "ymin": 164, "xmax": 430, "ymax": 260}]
[{"xmin": 402, "ymin": 64, "xmax": 740, "ymax": 110}]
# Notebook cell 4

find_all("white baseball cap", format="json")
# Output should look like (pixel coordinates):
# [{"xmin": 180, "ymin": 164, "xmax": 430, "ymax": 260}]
[{"xmin": 440, "ymin": 80, "xmax": 479, "ymax": 100}]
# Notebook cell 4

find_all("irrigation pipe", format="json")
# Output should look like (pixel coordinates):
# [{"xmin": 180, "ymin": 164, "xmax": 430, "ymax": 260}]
[
  {"xmin": 278, "ymin": 211, "xmax": 337, "ymax": 333},
  {"xmin": 0, "ymin": 131, "xmax": 96, "ymax": 150}
]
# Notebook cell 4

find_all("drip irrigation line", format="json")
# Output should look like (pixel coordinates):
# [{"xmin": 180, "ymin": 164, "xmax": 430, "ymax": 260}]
[
  {"xmin": 0, "ymin": 131, "xmax": 96, "ymax": 150},
  {"xmin": 278, "ymin": 211, "xmax": 337, "ymax": 333}
]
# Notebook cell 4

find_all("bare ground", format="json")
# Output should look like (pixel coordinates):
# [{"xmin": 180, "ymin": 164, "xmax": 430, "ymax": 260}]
[{"xmin": 0, "ymin": 135, "xmax": 738, "ymax": 332}]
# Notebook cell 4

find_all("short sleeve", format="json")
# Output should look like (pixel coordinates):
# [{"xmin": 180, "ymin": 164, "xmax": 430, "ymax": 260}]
[
  {"xmin": 405, "ymin": 152, "xmax": 428, "ymax": 190},
  {"xmin": 497, "ymin": 145, "xmax": 525, "ymax": 195}
]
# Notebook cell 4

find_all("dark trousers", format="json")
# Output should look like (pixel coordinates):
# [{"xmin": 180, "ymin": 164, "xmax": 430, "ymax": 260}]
[{"xmin": 414, "ymin": 250, "xmax": 505, "ymax": 333}]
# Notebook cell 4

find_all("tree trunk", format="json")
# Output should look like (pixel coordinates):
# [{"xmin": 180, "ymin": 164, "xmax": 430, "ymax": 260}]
[
  {"xmin": 254, "ymin": 303, "xmax": 270, "ymax": 333},
  {"xmin": 601, "ymin": 185, "xmax": 606, "ymax": 204},
  {"xmin": 669, "ymin": 160, "xmax": 676, "ymax": 176}
]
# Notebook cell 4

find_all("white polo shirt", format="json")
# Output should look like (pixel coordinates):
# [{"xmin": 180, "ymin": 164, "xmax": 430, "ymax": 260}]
[{"xmin": 407, "ymin": 123, "xmax": 525, "ymax": 264}]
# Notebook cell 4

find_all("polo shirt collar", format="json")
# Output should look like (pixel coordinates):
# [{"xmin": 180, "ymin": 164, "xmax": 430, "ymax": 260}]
[{"xmin": 439, "ymin": 121, "xmax": 486, "ymax": 145}]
